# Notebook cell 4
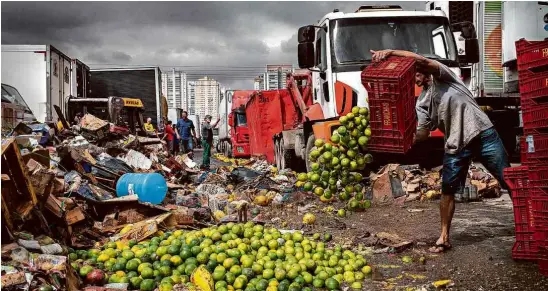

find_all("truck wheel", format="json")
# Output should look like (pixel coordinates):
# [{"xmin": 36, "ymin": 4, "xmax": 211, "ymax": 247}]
[
  {"xmin": 224, "ymin": 142, "xmax": 232, "ymax": 158},
  {"xmin": 304, "ymin": 135, "xmax": 315, "ymax": 172}
]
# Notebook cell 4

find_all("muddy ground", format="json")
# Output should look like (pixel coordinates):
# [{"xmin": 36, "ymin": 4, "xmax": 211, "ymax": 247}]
[
  {"xmin": 258, "ymin": 195, "xmax": 548, "ymax": 291},
  {"xmin": 201, "ymin": 153, "xmax": 548, "ymax": 290}
]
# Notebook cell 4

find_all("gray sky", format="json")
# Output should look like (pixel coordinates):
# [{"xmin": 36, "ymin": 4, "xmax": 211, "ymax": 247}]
[{"xmin": 2, "ymin": 1, "xmax": 422, "ymax": 89}]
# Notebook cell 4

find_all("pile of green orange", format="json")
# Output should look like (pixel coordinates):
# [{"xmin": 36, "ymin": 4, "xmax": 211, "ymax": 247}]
[
  {"xmin": 296, "ymin": 106, "xmax": 373, "ymax": 209},
  {"xmin": 70, "ymin": 222, "xmax": 372, "ymax": 290}
]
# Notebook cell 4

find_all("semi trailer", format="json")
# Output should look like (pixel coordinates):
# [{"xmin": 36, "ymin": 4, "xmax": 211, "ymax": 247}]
[{"xmin": 1, "ymin": 45, "xmax": 73, "ymax": 122}]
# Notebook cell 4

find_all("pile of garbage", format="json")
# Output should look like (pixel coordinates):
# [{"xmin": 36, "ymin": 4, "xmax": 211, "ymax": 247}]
[
  {"xmin": 1, "ymin": 113, "xmax": 506, "ymax": 290},
  {"xmin": 370, "ymin": 163, "xmax": 502, "ymax": 205},
  {"xmin": 0, "ymin": 114, "xmax": 303, "ymax": 290}
]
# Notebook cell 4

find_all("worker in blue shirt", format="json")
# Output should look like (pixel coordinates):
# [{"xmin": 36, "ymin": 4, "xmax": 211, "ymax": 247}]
[{"xmin": 176, "ymin": 111, "xmax": 196, "ymax": 157}]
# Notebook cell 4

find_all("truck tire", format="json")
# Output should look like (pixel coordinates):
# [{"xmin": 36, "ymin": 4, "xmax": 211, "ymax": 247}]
[
  {"xmin": 304, "ymin": 135, "xmax": 315, "ymax": 172},
  {"xmin": 224, "ymin": 141, "xmax": 232, "ymax": 158}
]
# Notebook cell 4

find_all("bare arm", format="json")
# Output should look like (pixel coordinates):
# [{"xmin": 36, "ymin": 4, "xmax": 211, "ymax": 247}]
[
  {"xmin": 414, "ymin": 128, "xmax": 430, "ymax": 144},
  {"xmin": 212, "ymin": 116, "xmax": 221, "ymax": 128},
  {"xmin": 370, "ymin": 49, "xmax": 439, "ymax": 74},
  {"xmin": 191, "ymin": 127, "xmax": 196, "ymax": 138}
]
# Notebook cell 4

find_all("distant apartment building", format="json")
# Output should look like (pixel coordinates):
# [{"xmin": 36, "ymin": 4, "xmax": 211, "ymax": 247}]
[
  {"xmin": 253, "ymin": 74, "xmax": 265, "ymax": 90},
  {"xmin": 187, "ymin": 81, "xmax": 196, "ymax": 115},
  {"xmin": 161, "ymin": 69, "xmax": 187, "ymax": 110},
  {"xmin": 265, "ymin": 65, "xmax": 293, "ymax": 90},
  {"xmin": 195, "ymin": 76, "xmax": 220, "ymax": 118}
]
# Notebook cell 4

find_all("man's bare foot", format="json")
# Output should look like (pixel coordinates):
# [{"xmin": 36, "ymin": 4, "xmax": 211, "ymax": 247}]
[{"xmin": 429, "ymin": 238, "xmax": 452, "ymax": 253}]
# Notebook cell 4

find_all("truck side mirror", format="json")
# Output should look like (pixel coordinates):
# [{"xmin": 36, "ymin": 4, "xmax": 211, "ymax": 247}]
[
  {"xmin": 228, "ymin": 113, "xmax": 234, "ymax": 127},
  {"xmin": 462, "ymin": 38, "xmax": 479, "ymax": 64},
  {"xmin": 298, "ymin": 26, "xmax": 315, "ymax": 43},
  {"xmin": 451, "ymin": 21, "xmax": 479, "ymax": 64},
  {"xmin": 298, "ymin": 43, "xmax": 315, "ymax": 69}
]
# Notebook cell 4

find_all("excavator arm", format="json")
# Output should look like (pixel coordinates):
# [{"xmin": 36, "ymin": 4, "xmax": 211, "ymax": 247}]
[{"xmin": 286, "ymin": 70, "xmax": 313, "ymax": 122}]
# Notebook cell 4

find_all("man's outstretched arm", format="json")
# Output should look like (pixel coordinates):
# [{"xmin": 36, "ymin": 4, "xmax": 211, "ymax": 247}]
[{"xmin": 370, "ymin": 50, "xmax": 439, "ymax": 74}]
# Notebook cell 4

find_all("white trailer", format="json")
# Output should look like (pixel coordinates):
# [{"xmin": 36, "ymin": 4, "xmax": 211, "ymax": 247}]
[
  {"xmin": 427, "ymin": 1, "xmax": 548, "ymax": 95},
  {"xmin": 71, "ymin": 59, "xmax": 90, "ymax": 98},
  {"xmin": 216, "ymin": 90, "xmax": 232, "ymax": 154},
  {"xmin": 167, "ymin": 108, "xmax": 182, "ymax": 126},
  {"xmin": 217, "ymin": 90, "xmax": 232, "ymax": 141},
  {"xmin": 1, "ymin": 45, "xmax": 72, "ymax": 122},
  {"xmin": 426, "ymin": 1, "xmax": 548, "ymax": 160},
  {"xmin": 501, "ymin": 1, "xmax": 548, "ymax": 92}
]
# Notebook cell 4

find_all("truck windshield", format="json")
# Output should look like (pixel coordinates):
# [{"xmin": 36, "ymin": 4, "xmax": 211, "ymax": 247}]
[
  {"xmin": 235, "ymin": 113, "xmax": 247, "ymax": 127},
  {"xmin": 1, "ymin": 84, "xmax": 34, "ymax": 115},
  {"xmin": 331, "ymin": 17, "xmax": 457, "ymax": 65}
]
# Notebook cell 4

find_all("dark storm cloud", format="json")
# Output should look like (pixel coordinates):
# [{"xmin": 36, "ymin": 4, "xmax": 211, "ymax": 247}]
[{"xmin": 2, "ymin": 1, "xmax": 423, "ymax": 89}]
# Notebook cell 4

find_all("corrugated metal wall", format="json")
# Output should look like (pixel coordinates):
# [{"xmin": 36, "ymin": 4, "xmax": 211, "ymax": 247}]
[{"xmin": 483, "ymin": 1, "xmax": 503, "ymax": 93}]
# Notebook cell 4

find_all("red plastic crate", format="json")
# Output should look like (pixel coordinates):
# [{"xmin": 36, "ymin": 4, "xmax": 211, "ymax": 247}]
[
  {"xmin": 516, "ymin": 39, "xmax": 548, "ymax": 72},
  {"xmin": 523, "ymin": 103, "xmax": 548, "ymax": 132},
  {"xmin": 539, "ymin": 247, "xmax": 548, "ymax": 276},
  {"xmin": 513, "ymin": 196, "xmax": 536, "ymax": 233},
  {"xmin": 519, "ymin": 71, "xmax": 548, "ymax": 101},
  {"xmin": 504, "ymin": 166, "xmax": 530, "ymax": 197},
  {"xmin": 529, "ymin": 166, "xmax": 548, "ymax": 190},
  {"xmin": 521, "ymin": 135, "xmax": 548, "ymax": 164},
  {"xmin": 512, "ymin": 194, "xmax": 538, "ymax": 261},
  {"xmin": 513, "ymin": 240, "xmax": 538, "ymax": 261},
  {"xmin": 362, "ymin": 57, "xmax": 416, "ymax": 154},
  {"xmin": 532, "ymin": 196, "xmax": 548, "ymax": 228}
]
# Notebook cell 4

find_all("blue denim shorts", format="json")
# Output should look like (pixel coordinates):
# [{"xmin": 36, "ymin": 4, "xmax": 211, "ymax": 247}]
[{"xmin": 442, "ymin": 127, "xmax": 510, "ymax": 195}]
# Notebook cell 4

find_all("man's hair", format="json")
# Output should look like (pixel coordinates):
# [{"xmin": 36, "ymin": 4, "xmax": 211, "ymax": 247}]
[
  {"xmin": 416, "ymin": 65, "xmax": 433, "ymax": 77},
  {"xmin": 167, "ymin": 120, "xmax": 172, "ymax": 125},
  {"xmin": 205, "ymin": 115, "xmax": 212, "ymax": 121},
  {"xmin": 182, "ymin": 111, "xmax": 188, "ymax": 115}
]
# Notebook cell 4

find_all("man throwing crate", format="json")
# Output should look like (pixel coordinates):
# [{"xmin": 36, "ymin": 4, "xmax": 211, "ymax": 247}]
[{"xmin": 370, "ymin": 49, "xmax": 510, "ymax": 253}]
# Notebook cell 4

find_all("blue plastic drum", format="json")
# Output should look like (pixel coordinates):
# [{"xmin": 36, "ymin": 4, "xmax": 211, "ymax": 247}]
[{"xmin": 116, "ymin": 173, "xmax": 168, "ymax": 204}]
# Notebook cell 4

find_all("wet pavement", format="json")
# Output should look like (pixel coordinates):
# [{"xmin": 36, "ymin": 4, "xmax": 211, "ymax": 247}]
[{"xmin": 189, "ymin": 148, "xmax": 231, "ymax": 169}]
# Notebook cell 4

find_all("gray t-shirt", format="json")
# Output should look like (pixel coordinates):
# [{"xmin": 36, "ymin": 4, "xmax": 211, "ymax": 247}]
[
  {"xmin": 201, "ymin": 123, "xmax": 213, "ymax": 143},
  {"xmin": 416, "ymin": 62, "xmax": 493, "ymax": 154}
]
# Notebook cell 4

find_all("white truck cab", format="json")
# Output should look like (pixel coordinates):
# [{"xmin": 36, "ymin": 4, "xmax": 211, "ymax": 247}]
[{"xmin": 297, "ymin": 5, "xmax": 479, "ymax": 118}]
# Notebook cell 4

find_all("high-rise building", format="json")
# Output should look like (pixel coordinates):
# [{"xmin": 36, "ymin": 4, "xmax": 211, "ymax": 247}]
[
  {"xmin": 161, "ymin": 69, "xmax": 187, "ymax": 110},
  {"xmin": 194, "ymin": 76, "xmax": 220, "ymax": 118},
  {"xmin": 187, "ymin": 81, "xmax": 196, "ymax": 115},
  {"xmin": 253, "ymin": 74, "xmax": 265, "ymax": 90},
  {"xmin": 265, "ymin": 65, "xmax": 293, "ymax": 90}
]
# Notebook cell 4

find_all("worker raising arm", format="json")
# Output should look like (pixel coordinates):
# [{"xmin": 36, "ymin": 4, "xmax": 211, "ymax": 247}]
[
  {"xmin": 200, "ymin": 115, "xmax": 221, "ymax": 171},
  {"xmin": 370, "ymin": 49, "xmax": 510, "ymax": 254}
]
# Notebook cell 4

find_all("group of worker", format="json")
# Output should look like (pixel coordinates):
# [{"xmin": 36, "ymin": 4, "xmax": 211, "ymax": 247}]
[{"xmin": 144, "ymin": 111, "xmax": 220, "ymax": 170}]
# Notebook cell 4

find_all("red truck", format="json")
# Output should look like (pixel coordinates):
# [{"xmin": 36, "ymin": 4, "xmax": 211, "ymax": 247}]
[
  {"xmin": 217, "ymin": 90, "xmax": 256, "ymax": 158},
  {"xmin": 245, "ymin": 68, "xmax": 442, "ymax": 171},
  {"xmin": 245, "ymin": 71, "xmax": 313, "ymax": 168}
]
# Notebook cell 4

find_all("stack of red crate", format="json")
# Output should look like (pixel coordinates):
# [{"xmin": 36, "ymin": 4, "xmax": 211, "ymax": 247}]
[
  {"xmin": 504, "ymin": 166, "xmax": 536, "ymax": 260},
  {"xmin": 513, "ymin": 38, "xmax": 548, "ymax": 276},
  {"xmin": 361, "ymin": 57, "xmax": 417, "ymax": 154}
]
